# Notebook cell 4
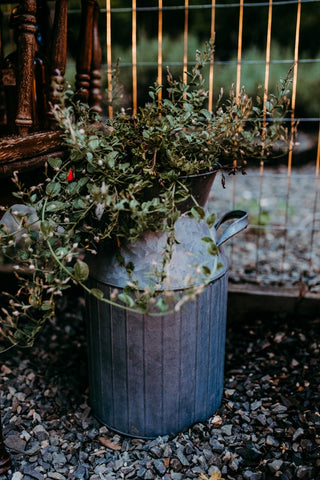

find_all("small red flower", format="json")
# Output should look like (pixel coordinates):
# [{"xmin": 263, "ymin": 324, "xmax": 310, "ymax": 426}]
[{"xmin": 67, "ymin": 169, "xmax": 75, "ymax": 182}]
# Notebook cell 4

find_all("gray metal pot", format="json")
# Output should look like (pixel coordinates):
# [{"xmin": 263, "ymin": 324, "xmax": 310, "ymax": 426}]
[{"xmin": 86, "ymin": 209, "xmax": 248, "ymax": 438}]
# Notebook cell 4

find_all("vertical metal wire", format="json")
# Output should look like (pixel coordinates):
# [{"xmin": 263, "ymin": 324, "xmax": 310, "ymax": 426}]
[
  {"xmin": 106, "ymin": 0, "xmax": 113, "ymax": 118},
  {"xmin": 228, "ymin": 0, "xmax": 244, "ymax": 267},
  {"xmin": 281, "ymin": 0, "xmax": 301, "ymax": 272},
  {"xmin": 256, "ymin": 0, "xmax": 273, "ymax": 271},
  {"xmin": 263, "ymin": 0, "xmax": 272, "ymax": 112},
  {"xmin": 183, "ymin": 0, "xmax": 189, "ymax": 86},
  {"xmin": 236, "ymin": 0, "xmax": 244, "ymax": 99},
  {"xmin": 132, "ymin": 0, "xmax": 137, "ymax": 115},
  {"xmin": 232, "ymin": 0, "xmax": 244, "ymax": 217},
  {"xmin": 208, "ymin": 0, "xmax": 216, "ymax": 113},
  {"xmin": 309, "ymin": 122, "xmax": 320, "ymax": 267},
  {"xmin": 158, "ymin": 0, "xmax": 163, "ymax": 104}
]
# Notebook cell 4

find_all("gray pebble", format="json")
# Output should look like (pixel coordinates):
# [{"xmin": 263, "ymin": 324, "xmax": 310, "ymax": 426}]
[
  {"xmin": 171, "ymin": 474, "xmax": 183, "ymax": 480},
  {"xmin": 266, "ymin": 435, "xmax": 280, "ymax": 447},
  {"xmin": 153, "ymin": 458, "xmax": 167, "ymax": 475},
  {"xmin": 113, "ymin": 459, "xmax": 123, "ymax": 471},
  {"xmin": 296, "ymin": 466, "xmax": 314, "ymax": 479},
  {"xmin": 25, "ymin": 442, "xmax": 41, "ymax": 456},
  {"xmin": 292, "ymin": 427, "xmax": 304, "ymax": 442},
  {"xmin": 243, "ymin": 470, "xmax": 262, "ymax": 480},
  {"xmin": 4, "ymin": 435, "xmax": 26, "ymax": 453},
  {"xmin": 268, "ymin": 459, "xmax": 283, "ymax": 473},
  {"xmin": 251, "ymin": 400, "xmax": 262, "ymax": 411},
  {"xmin": 209, "ymin": 438, "xmax": 224, "ymax": 453},
  {"xmin": 256, "ymin": 414, "xmax": 267, "ymax": 426},
  {"xmin": 49, "ymin": 435, "xmax": 60, "ymax": 446},
  {"xmin": 73, "ymin": 465, "xmax": 89, "ymax": 480},
  {"xmin": 47, "ymin": 473, "xmax": 67, "ymax": 480},
  {"xmin": 163, "ymin": 444, "xmax": 172, "ymax": 457},
  {"xmin": 137, "ymin": 466, "xmax": 147, "ymax": 478},
  {"xmin": 22, "ymin": 467, "xmax": 44, "ymax": 480},
  {"xmin": 52, "ymin": 452, "xmax": 67, "ymax": 468},
  {"xmin": 11, "ymin": 474, "xmax": 24, "ymax": 480},
  {"xmin": 229, "ymin": 455, "xmax": 242, "ymax": 471},
  {"xmin": 221, "ymin": 424, "xmax": 233, "ymax": 436},
  {"xmin": 150, "ymin": 445, "xmax": 163, "ymax": 458},
  {"xmin": 272, "ymin": 404, "xmax": 287, "ymax": 414},
  {"xmin": 94, "ymin": 464, "xmax": 108, "ymax": 474},
  {"xmin": 176, "ymin": 448, "xmax": 190, "ymax": 466},
  {"xmin": 33, "ymin": 425, "xmax": 49, "ymax": 441},
  {"xmin": 144, "ymin": 469, "xmax": 154, "ymax": 480}
]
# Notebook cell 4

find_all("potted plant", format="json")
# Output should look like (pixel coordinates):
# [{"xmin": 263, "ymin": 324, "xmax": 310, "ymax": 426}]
[{"xmin": 0, "ymin": 42, "xmax": 294, "ymax": 437}]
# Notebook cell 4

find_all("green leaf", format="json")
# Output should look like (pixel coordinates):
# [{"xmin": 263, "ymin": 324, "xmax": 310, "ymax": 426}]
[
  {"xmin": 207, "ymin": 242, "xmax": 218, "ymax": 256},
  {"xmin": 118, "ymin": 293, "xmax": 135, "ymax": 308},
  {"xmin": 40, "ymin": 220, "xmax": 53, "ymax": 238},
  {"xmin": 46, "ymin": 201, "xmax": 66, "ymax": 212},
  {"xmin": 191, "ymin": 206, "xmax": 205, "ymax": 219},
  {"xmin": 46, "ymin": 181, "xmax": 61, "ymax": 197},
  {"xmin": 206, "ymin": 212, "xmax": 217, "ymax": 228},
  {"xmin": 72, "ymin": 198, "xmax": 87, "ymax": 209},
  {"xmin": 119, "ymin": 162, "xmax": 130, "ymax": 171},
  {"xmin": 74, "ymin": 260, "xmax": 89, "ymax": 282},
  {"xmin": 125, "ymin": 262, "xmax": 135, "ymax": 274},
  {"xmin": 78, "ymin": 177, "xmax": 89, "ymax": 188},
  {"xmin": 264, "ymin": 101, "xmax": 273, "ymax": 112},
  {"xmin": 41, "ymin": 301, "xmax": 54, "ymax": 311},
  {"xmin": 47, "ymin": 157, "xmax": 62, "ymax": 169},
  {"xmin": 142, "ymin": 130, "xmax": 149, "ymax": 139},
  {"xmin": 88, "ymin": 138, "xmax": 100, "ymax": 150},
  {"xmin": 200, "ymin": 109, "xmax": 212, "ymax": 120},
  {"xmin": 156, "ymin": 297, "xmax": 169, "ymax": 312},
  {"xmin": 201, "ymin": 236, "xmax": 213, "ymax": 244},
  {"xmin": 201, "ymin": 236, "xmax": 218, "ymax": 256},
  {"xmin": 55, "ymin": 247, "xmax": 69, "ymax": 259},
  {"xmin": 91, "ymin": 288, "xmax": 104, "ymax": 300},
  {"xmin": 201, "ymin": 265, "xmax": 211, "ymax": 277},
  {"xmin": 107, "ymin": 151, "xmax": 118, "ymax": 168}
]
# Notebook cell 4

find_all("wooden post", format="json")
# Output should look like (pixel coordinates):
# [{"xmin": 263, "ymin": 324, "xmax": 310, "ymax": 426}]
[
  {"xmin": 0, "ymin": 11, "xmax": 7, "ymax": 128},
  {"xmin": 15, "ymin": 0, "xmax": 37, "ymax": 136},
  {"xmin": 0, "ymin": 411, "xmax": 11, "ymax": 475},
  {"xmin": 48, "ymin": 0, "xmax": 68, "ymax": 125},
  {"xmin": 89, "ymin": 1, "xmax": 102, "ymax": 114},
  {"xmin": 76, "ymin": 0, "xmax": 96, "ymax": 104}
]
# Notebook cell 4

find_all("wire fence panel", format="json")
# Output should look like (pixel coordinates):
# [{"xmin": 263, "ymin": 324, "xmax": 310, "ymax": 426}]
[{"xmin": 68, "ymin": 0, "xmax": 320, "ymax": 293}]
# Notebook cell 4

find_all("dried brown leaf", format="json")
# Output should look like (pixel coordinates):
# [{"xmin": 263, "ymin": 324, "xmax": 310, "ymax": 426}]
[
  {"xmin": 98, "ymin": 436, "xmax": 122, "ymax": 450},
  {"xmin": 199, "ymin": 472, "xmax": 225, "ymax": 480}
]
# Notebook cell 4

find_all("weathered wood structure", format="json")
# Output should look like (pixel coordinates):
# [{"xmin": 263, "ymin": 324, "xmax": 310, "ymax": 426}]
[
  {"xmin": 0, "ymin": 0, "xmax": 102, "ymax": 201},
  {"xmin": 0, "ymin": 0, "xmax": 102, "ymax": 470}
]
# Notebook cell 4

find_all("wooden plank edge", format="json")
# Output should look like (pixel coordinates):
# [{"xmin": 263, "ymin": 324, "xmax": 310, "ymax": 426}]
[
  {"xmin": 228, "ymin": 282, "xmax": 320, "ymax": 319},
  {"xmin": 0, "ymin": 150, "xmax": 65, "ymax": 176},
  {"xmin": 0, "ymin": 130, "xmax": 63, "ymax": 173}
]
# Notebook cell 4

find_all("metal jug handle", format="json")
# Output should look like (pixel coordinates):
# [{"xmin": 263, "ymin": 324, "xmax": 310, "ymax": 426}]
[{"xmin": 214, "ymin": 209, "xmax": 248, "ymax": 247}]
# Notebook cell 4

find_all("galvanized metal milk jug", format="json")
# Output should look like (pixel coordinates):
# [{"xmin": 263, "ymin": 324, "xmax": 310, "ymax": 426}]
[{"xmin": 86, "ymin": 172, "xmax": 248, "ymax": 438}]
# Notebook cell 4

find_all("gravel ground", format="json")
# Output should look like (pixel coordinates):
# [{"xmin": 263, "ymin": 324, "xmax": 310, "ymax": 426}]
[{"xmin": 1, "ymin": 293, "xmax": 319, "ymax": 480}]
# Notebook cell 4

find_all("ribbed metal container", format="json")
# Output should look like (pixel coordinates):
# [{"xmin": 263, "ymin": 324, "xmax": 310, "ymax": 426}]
[
  {"xmin": 86, "ymin": 260, "xmax": 229, "ymax": 439},
  {"xmin": 85, "ymin": 209, "xmax": 248, "ymax": 438}
]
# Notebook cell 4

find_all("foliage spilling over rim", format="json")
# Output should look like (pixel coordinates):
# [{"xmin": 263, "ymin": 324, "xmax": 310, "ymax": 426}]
[{"xmin": 0, "ymin": 42, "xmax": 295, "ymax": 351}]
